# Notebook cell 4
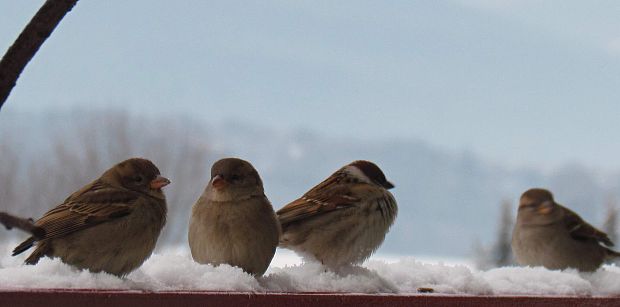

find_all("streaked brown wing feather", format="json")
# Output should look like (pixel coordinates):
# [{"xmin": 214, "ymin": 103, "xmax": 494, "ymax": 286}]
[
  {"xmin": 35, "ymin": 181, "xmax": 138, "ymax": 241},
  {"xmin": 277, "ymin": 174, "xmax": 360, "ymax": 227},
  {"xmin": 562, "ymin": 205, "xmax": 613, "ymax": 246}
]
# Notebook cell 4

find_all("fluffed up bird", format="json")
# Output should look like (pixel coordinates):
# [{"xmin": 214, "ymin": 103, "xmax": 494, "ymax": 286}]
[
  {"xmin": 277, "ymin": 160, "xmax": 397, "ymax": 269},
  {"xmin": 188, "ymin": 158, "xmax": 280, "ymax": 276},
  {"xmin": 512, "ymin": 188, "xmax": 620, "ymax": 271},
  {"xmin": 12, "ymin": 158, "xmax": 170, "ymax": 277}
]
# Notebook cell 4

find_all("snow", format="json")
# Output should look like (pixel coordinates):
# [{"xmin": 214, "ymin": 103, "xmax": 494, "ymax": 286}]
[{"xmin": 1, "ymin": 242, "xmax": 620, "ymax": 295}]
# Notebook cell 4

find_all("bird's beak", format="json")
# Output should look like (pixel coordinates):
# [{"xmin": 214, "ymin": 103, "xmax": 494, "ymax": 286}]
[
  {"xmin": 383, "ymin": 181, "xmax": 395, "ymax": 190},
  {"xmin": 211, "ymin": 174, "xmax": 228, "ymax": 190},
  {"xmin": 150, "ymin": 175, "xmax": 171, "ymax": 189},
  {"xmin": 538, "ymin": 201, "xmax": 554, "ymax": 215}
]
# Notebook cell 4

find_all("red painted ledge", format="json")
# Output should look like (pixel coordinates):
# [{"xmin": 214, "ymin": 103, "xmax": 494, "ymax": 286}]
[{"xmin": 1, "ymin": 290, "xmax": 619, "ymax": 307}]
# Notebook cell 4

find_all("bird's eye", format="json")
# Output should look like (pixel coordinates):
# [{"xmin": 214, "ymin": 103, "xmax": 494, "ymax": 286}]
[
  {"xmin": 230, "ymin": 174, "xmax": 241, "ymax": 181},
  {"xmin": 134, "ymin": 175, "xmax": 144, "ymax": 183}
]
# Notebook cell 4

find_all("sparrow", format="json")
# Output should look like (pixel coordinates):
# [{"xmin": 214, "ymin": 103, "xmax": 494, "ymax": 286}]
[
  {"xmin": 188, "ymin": 158, "xmax": 280, "ymax": 276},
  {"xmin": 512, "ymin": 188, "xmax": 620, "ymax": 271},
  {"xmin": 12, "ymin": 158, "xmax": 170, "ymax": 277},
  {"xmin": 277, "ymin": 160, "xmax": 397, "ymax": 269}
]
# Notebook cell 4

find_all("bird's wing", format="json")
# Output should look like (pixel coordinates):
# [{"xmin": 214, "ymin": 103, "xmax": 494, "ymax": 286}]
[
  {"xmin": 276, "ymin": 175, "xmax": 361, "ymax": 227},
  {"xmin": 34, "ymin": 180, "xmax": 138, "ymax": 240},
  {"xmin": 562, "ymin": 205, "xmax": 614, "ymax": 246}
]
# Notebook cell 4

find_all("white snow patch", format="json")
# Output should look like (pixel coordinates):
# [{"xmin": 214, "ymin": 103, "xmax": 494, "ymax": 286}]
[{"xmin": 2, "ymin": 243, "xmax": 620, "ymax": 295}]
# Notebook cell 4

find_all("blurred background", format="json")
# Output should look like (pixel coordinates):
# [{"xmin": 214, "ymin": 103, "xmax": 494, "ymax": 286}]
[{"xmin": 1, "ymin": 1, "xmax": 620, "ymax": 268}]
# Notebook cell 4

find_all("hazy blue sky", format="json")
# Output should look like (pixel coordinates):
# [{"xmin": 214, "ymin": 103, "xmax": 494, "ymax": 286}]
[{"xmin": 1, "ymin": 1, "xmax": 620, "ymax": 171}]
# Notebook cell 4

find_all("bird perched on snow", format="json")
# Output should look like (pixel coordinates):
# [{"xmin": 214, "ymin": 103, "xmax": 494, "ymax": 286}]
[
  {"xmin": 12, "ymin": 158, "xmax": 170, "ymax": 277},
  {"xmin": 188, "ymin": 158, "xmax": 280, "ymax": 276},
  {"xmin": 512, "ymin": 188, "xmax": 620, "ymax": 271},
  {"xmin": 277, "ymin": 160, "xmax": 397, "ymax": 269}
]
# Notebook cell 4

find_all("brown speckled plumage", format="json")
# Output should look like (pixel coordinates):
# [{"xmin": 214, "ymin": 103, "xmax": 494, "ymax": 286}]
[
  {"xmin": 277, "ymin": 160, "xmax": 397, "ymax": 269},
  {"xmin": 512, "ymin": 188, "xmax": 620, "ymax": 271},
  {"xmin": 13, "ymin": 158, "xmax": 169, "ymax": 276}
]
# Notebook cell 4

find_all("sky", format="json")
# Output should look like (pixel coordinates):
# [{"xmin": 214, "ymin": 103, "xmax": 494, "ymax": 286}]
[{"xmin": 1, "ymin": 1, "xmax": 620, "ymax": 171}]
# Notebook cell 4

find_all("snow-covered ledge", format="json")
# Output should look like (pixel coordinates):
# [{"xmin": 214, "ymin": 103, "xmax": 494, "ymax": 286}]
[{"xmin": 2, "ymin": 246, "xmax": 620, "ymax": 303}]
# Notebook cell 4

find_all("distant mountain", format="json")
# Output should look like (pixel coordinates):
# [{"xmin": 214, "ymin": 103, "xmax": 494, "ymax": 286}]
[{"xmin": 1, "ymin": 109, "xmax": 618, "ymax": 257}]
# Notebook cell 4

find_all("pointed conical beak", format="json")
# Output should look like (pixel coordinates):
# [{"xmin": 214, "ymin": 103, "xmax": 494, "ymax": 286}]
[
  {"xmin": 382, "ymin": 180, "xmax": 395, "ymax": 189},
  {"xmin": 150, "ymin": 175, "xmax": 171, "ymax": 189},
  {"xmin": 211, "ymin": 174, "xmax": 228, "ymax": 190},
  {"xmin": 537, "ymin": 200, "xmax": 554, "ymax": 215}
]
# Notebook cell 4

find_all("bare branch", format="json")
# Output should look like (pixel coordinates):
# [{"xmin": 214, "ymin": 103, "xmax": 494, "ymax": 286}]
[
  {"xmin": 0, "ymin": 0, "xmax": 79, "ymax": 109},
  {"xmin": 0, "ymin": 212, "xmax": 44, "ymax": 238}
]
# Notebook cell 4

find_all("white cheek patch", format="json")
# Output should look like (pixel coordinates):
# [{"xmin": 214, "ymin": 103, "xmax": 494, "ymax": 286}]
[{"xmin": 344, "ymin": 165, "xmax": 372, "ymax": 184}]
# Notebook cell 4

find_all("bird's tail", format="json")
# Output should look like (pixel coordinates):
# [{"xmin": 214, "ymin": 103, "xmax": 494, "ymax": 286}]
[
  {"xmin": 13, "ymin": 239, "xmax": 49, "ymax": 265},
  {"xmin": 24, "ymin": 243, "xmax": 49, "ymax": 265},
  {"xmin": 605, "ymin": 247, "xmax": 620, "ymax": 259},
  {"xmin": 12, "ymin": 237, "xmax": 35, "ymax": 256}
]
